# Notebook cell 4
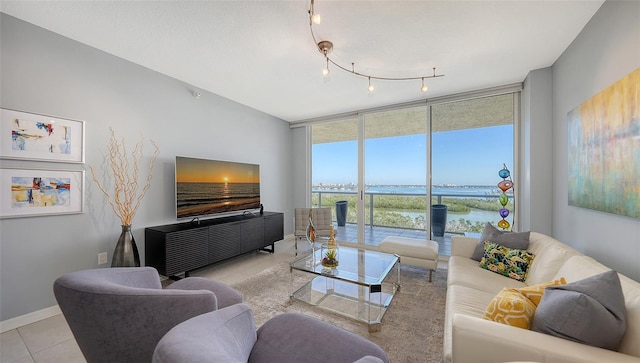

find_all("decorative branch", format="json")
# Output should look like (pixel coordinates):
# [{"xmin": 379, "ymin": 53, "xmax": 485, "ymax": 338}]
[{"xmin": 89, "ymin": 128, "xmax": 159, "ymax": 226}]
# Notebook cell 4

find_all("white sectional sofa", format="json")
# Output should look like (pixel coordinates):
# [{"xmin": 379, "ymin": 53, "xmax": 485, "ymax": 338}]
[{"xmin": 444, "ymin": 232, "xmax": 640, "ymax": 363}]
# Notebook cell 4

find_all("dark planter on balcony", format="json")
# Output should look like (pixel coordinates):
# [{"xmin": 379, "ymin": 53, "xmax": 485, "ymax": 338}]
[
  {"xmin": 431, "ymin": 204, "xmax": 447, "ymax": 237},
  {"xmin": 336, "ymin": 200, "xmax": 348, "ymax": 226}
]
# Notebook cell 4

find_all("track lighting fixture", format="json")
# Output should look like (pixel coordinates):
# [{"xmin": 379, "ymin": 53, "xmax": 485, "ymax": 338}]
[{"xmin": 308, "ymin": 0, "xmax": 444, "ymax": 93}]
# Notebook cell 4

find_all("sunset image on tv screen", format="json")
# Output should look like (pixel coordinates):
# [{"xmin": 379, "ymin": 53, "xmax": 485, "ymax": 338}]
[{"xmin": 176, "ymin": 156, "xmax": 260, "ymax": 218}]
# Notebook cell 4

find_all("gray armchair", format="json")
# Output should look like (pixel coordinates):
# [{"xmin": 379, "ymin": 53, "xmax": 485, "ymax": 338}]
[
  {"xmin": 294, "ymin": 207, "xmax": 334, "ymax": 253},
  {"xmin": 53, "ymin": 267, "xmax": 243, "ymax": 363},
  {"xmin": 153, "ymin": 303, "xmax": 389, "ymax": 363}
]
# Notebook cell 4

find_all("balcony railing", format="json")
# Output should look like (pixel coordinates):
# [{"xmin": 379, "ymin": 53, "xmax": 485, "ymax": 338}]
[{"xmin": 312, "ymin": 189, "xmax": 513, "ymax": 235}]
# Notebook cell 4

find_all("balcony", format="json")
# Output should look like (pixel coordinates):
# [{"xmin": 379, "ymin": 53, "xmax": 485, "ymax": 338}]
[{"xmin": 312, "ymin": 188, "xmax": 511, "ymax": 257}]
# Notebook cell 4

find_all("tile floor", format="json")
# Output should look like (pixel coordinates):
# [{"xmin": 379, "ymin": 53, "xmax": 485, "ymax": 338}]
[{"xmin": 0, "ymin": 235, "xmax": 447, "ymax": 363}]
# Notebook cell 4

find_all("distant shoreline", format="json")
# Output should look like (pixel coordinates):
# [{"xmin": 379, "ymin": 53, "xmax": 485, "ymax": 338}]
[{"xmin": 313, "ymin": 184, "xmax": 511, "ymax": 196}]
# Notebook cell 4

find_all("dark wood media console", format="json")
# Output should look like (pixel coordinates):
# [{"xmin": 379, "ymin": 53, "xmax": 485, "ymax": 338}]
[{"xmin": 145, "ymin": 212, "xmax": 284, "ymax": 278}]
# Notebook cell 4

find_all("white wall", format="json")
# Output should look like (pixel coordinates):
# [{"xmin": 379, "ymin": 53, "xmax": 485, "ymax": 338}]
[
  {"xmin": 551, "ymin": 0, "xmax": 639, "ymax": 281},
  {"xmin": 0, "ymin": 13, "xmax": 293, "ymax": 322}
]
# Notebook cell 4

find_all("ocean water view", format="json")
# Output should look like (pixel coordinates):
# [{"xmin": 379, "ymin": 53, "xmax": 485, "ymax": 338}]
[
  {"xmin": 367, "ymin": 185, "xmax": 505, "ymax": 196},
  {"xmin": 177, "ymin": 182, "xmax": 260, "ymax": 218}
]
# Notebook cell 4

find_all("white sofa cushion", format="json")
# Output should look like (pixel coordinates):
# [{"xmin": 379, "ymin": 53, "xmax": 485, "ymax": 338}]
[
  {"xmin": 619, "ymin": 273, "xmax": 640, "ymax": 358},
  {"xmin": 524, "ymin": 232, "xmax": 581, "ymax": 285},
  {"xmin": 448, "ymin": 256, "xmax": 526, "ymax": 293},
  {"xmin": 444, "ymin": 284, "xmax": 498, "ymax": 363},
  {"xmin": 553, "ymin": 255, "xmax": 609, "ymax": 282},
  {"xmin": 451, "ymin": 314, "xmax": 640, "ymax": 363},
  {"xmin": 450, "ymin": 236, "xmax": 478, "ymax": 258}
]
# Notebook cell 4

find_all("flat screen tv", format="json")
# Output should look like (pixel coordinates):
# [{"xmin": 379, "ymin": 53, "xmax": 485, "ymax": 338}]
[{"xmin": 175, "ymin": 156, "xmax": 260, "ymax": 219}]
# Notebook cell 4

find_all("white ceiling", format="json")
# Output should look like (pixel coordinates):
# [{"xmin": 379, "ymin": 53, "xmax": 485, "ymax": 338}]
[{"xmin": 1, "ymin": 1, "xmax": 604, "ymax": 122}]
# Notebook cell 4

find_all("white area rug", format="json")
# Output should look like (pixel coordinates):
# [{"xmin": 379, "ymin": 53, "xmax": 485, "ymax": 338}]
[{"xmin": 232, "ymin": 262, "xmax": 446, "ymax": 363}]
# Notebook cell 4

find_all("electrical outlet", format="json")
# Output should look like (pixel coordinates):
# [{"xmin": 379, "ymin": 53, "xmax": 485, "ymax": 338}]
[{"xmin": 98, "ymin": 252, "xmax": 108, "ymax": 265}]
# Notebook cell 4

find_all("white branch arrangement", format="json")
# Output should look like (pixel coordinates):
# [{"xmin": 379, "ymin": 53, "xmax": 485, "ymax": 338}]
[{"xmin": 89, "ymin": 128, "xmax": 160, "ymax": 226}]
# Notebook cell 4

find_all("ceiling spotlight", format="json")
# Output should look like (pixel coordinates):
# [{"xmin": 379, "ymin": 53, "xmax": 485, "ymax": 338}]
[
  {"xmin": 421, "ymin": 78, "xmax": 428, "ymax": 92},
  {"xmin": 193, "ymin": 91, "xmax": 201, "ymax": 99},
  {"xmin": 309, "ymin": 0, "xmax": 321, "ymax": 25},
  {"xmin": 318, "ymin": 41, "xmax": 333, "ymax": 76},
  {"xmin": 368, "ymin": 77, "xmax": 374, "ymax": 92}
]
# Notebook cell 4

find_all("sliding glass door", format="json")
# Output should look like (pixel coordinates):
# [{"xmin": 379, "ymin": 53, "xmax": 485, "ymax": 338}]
[{"xmin": 311, "ymin": 107, "xmax": 429, "ymax": 246}]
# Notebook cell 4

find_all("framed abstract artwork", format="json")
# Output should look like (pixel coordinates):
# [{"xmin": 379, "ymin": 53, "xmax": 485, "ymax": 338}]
[
  {"xmin": 567, "ymin": 67, "xmax": 639, "ymax": 219},
  {"xmin": 0, "ymin": 168, "xmax": 84, "ymax": 218},
  {"xmin": 0, "ymin": 108, "xmax": 85, "ymax": 163}
]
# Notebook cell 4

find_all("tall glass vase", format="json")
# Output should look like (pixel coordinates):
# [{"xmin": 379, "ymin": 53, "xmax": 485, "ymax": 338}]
[{"xmin": 112, "ymin": 225, "xmax": 141, "ymax": 267}]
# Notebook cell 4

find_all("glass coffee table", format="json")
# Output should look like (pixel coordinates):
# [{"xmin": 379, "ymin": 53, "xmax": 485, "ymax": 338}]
[{"xmin": 289, "ymin": 246, "xmax": 400, "ymax": 332}]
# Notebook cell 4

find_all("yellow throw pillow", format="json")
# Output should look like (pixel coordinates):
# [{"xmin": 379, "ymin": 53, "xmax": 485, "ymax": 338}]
[
  {"xmin": 483, "ymin": 288, "xmax": 536, "ymax": 329},
  {"xmin": 515, "ymin": 277, "xmax": 567, "ymax": 306}
]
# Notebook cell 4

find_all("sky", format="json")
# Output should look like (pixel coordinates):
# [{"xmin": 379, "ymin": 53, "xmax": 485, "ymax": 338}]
[
  {"xmin": 312, "ymin": 125, "xmax": 514, "ymax": 186},
  {"xmin": 176, "ymin": 156, "xmax": 260, "ymax": 183}
]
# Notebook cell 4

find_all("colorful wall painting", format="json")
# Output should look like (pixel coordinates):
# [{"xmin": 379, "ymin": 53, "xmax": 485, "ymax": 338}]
[
  {"xmin": 0, "ymin": 108, "xmax": 85, "ymax": 163},
  {"xmin": 0, "ymin": 168, "xmax": 84, "ymax": 218},
  {"xmin": 567, "ymin": 67, "xmax": 639, "ymax": 219}
]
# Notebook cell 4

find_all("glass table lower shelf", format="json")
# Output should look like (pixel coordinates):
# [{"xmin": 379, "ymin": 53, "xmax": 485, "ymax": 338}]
[
  {"xmin": 289, "ymin": 246, "xmax": 400, "ymax": 332},
  {"xmin": 291, "ymin": 276, "xmax": 397, "ymax": 332}
]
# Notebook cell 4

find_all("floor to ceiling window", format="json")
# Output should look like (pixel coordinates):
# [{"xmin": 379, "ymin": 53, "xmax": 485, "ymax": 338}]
[
  {"xmin": 431, "ymin": 93, "xmax": 516, "ymax": 239},
  {"xmin": 308, "ymin": 87, "xmax": 519, "ymax": 255},
  {"xmin": 311, "ymin": 117, "xmax": 359, "ymax": 239},
  {"xmin": 363, "ymin": 107, "xmax": 428, "ymax": 245}
]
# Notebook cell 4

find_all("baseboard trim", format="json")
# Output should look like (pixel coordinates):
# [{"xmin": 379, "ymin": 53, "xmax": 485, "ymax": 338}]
[{"xmin": 0, "ymin": 305, "xmax": 61, "ymax": 333}]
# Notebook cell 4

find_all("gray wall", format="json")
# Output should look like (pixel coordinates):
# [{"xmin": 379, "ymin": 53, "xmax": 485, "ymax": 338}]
[
  {"xmin": 0, "ymin": 14, "xmax": 293, "ymax": 321},
  {"xmin": 520, "ymin": 67, "xmax": 553, "ymax": 234},
  {"xmin": 551, "ymin": 0, "xmax": 640, "ymax": 281},
  {"xmin": 290, "ymin": 126, "xmax": 310, "ymax": 210}
]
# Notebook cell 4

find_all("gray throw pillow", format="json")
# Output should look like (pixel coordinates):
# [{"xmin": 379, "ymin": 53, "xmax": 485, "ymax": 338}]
[
  {"xmin": 470, "ymin": 223, "xmax": 530, "ymax": 261},
  {"xmin": 531, "ymin": 270, "xmax": 627, "ymax": 351}
]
